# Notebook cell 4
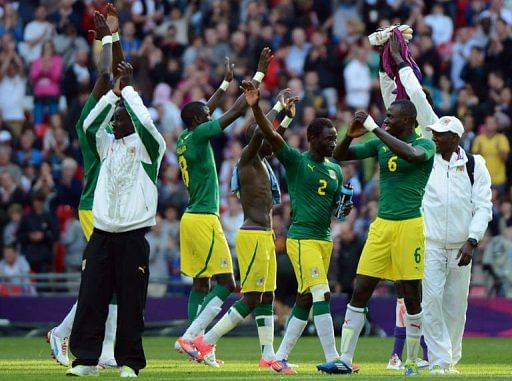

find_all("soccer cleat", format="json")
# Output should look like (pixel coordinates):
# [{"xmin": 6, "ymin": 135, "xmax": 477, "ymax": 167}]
[
  {"xmin": 66, "ymin": 365, "xmax": 99, "ymax": 376},
  {"xmin": 429, "ymin": 365, "xmax": 445, "ymax": 375},
  {"xmin": 192, "ymin": 336, "xmax": 219, "ymax": 368},
  {"xmin": 386, "ymin": 353, "xmax": 403, "ymax": 370},
  {"xmin": 174, "ymin": 340, "xmax": 183, "ymax": 353},
  {"xmin": 97, "ymin": 357, "xmax": 118, "ymax": 368},
  {"xmin": 260, "ymin": 358, "xmax": 298, "ymax": 369},
  {"xmin": 270, "ymin": 359, "xmax": 297, "ymax": 374},
  {"xmin": 47, "ymin": 328, "xmax": 70, "ymax": 366},
  {"xmin": 316, "ymin": 359, "xmax": 352, "ymax": 374},
  {"xmin": 352, "ymin": 363, "xmax": 361, "ymax": 373},
  {"xmin": 119, "ymin": 365, "xmax": 138, "ymax": 378},
  {"xmin": 175, "ymin": 337, "xmax": 200, "ymax": 360},
  {"xmin": 404, "ymin": 360, "xmax": 420, "ymax": 376},
  {"xmin": 445, "ymin": 365, "xmax": 460, "ymax": 375},
  {"xmin": 416, "ymin": 358, "xmax": 429, "ymax": 369}
]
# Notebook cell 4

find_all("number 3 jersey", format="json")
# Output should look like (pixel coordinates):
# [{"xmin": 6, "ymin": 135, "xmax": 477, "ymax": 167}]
[
  {"xmin": 352, "ymin": 132, "xmax": 435, "ymax": 221},
  {"xmin": 275, "ymin": 144, "xmax": 343, "ymax": 241},
  {"xmin": 176, "ymin": 119, "xmax": 222, "ymax": 216}
]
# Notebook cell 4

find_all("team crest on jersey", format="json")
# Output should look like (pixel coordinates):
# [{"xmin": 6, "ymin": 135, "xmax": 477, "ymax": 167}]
[
  {"xmin": 329, "ymin": 169, "xmax": 336, "ymax": 179},
  {"xmin": 256, "ymin": 276, "xmax": 265, "ymax": 287},
  {"xmin": 127, "ymin": 146, "xmax": 136, "ymax": 156},
  {"xmin": 310, "ymin": 267, "xmax": 319, "ymax": 278},
  {"xmin": 220, "ymin": 258, "xmax": 228, "ymax": 268}
]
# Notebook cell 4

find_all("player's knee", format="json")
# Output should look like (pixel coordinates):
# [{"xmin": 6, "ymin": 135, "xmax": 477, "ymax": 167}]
[
  {"xmin": 243, "ymin": 292, "xmax": 262, "ymax": 310},
  {"xmin": 216, "ymin": 275, "xmax": 236, "ymax": 293},
  {"xmin": 192, "ymin": 278, "xmax": 210, "ymax": 294},
  {"xmin": 296, "ymin": 292, "xmax": 313, "ymax": 309},
  {"xmin": 261, "ymin": 291, "xmax": 274, "ymax": 305},
  {"xmin": 311, "ymin": 284, "xmax": 330, "ymax": 303}
]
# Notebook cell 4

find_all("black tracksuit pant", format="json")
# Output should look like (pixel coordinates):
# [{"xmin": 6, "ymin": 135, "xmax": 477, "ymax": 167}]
[{"xmin": 70, "ymin": 227, "xmax": 150, "ymax": 373}]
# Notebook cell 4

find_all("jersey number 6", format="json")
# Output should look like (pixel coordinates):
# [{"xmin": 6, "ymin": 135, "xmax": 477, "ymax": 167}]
[
  {"xmin": 317, "ymin": 179, "xmax": 327, "ymax": 196},
  {"xmin": 178, "ymin": 156, "xmax": 189, "ymax": 187},
  {"xmin": 387, "ymin": 155, "xmax": 398, "ymax": 172}
]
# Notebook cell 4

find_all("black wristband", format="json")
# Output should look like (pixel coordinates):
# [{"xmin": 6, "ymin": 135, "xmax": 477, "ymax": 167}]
[
  {"xmin": 398, "ymin": 62, "xmax": 410, "ymax": 70},
  {"xmin": 467, "ymin": 238, "xmax": 478, "ymax": 248}
]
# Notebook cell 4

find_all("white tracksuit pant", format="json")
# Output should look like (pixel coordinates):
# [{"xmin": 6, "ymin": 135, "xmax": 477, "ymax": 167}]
[{"xmin": 422, "ymin": 246, "xmax": 471, "ymax": 369}]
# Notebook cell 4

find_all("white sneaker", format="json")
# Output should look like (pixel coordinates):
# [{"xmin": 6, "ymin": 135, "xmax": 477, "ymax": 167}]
[
  {"xmin": 416, "ymin": 358, "xmax": 429, "ymax": 369},
  {"xmin": 66, "ymin": 365, "xmax": 99, "ymax": 376},
  {"xmin": 119, "ymin": 366, "xmax": 138, "ymax": 378},
  {"xmin": 98, "ymin": 356, "xmax": 118, "ymax": 368},
  {"xmin": 429, "ymin": 365, "xmax": 445, "ymax": 375},
  {"xmin": 47, "ymin": 328, "xmax": 70, "ymax": 366},
  {"xmin": 445, "ymin": 365, "xmax": 460, "ymax": 375},
  {"xmin": 386, "ymin": 353, "xmax": 403, "ymax": 370}
]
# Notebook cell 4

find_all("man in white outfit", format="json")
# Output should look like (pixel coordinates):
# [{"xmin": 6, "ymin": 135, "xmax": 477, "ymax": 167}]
[{"xmin": 382, "ymin": 33, "xmax": 493, "ymax": 375}]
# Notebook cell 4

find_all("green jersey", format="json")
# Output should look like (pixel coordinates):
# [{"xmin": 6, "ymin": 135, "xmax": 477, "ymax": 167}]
[
  {"xmin": 177, "ymin": 120, "xmax": 222, "ymax": 215},
  {"xmin": 76, "ymin": 94, "xmax": 101, "ymax": 211},
  {"xmin": 276, "ymin": 144, "xmax": 343, "ymax": 241},
  {"xmin": 353, "ymin": 133, "xmax": 435, "ymax": 220}
]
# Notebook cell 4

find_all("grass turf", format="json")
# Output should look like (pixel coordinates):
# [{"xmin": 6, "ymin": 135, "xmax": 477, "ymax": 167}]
[{"xmin": 0, "ymin": 336, "xmax": 511, "ymax": 380}]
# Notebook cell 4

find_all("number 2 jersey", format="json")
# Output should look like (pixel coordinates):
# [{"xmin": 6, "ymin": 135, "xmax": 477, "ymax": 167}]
[
  {"xmin": 352, "ymin": 132, "xmax": 435, "ymax": 220},
  {"xmin": 275, "ymin": 144, "xmax": 343, "ymax": 241},
  {"xmin": 176, "ymin": 120, "xmax": 222, "ymax": 215}
]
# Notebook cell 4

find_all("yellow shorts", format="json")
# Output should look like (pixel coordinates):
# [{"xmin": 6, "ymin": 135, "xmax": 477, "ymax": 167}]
[
  {"xmin": 180, "ymin": 213, "xmax": 233, "ymax": 278},
  {"xmin": 286, "ymin": 239, "xmax": 333, "ymax": 293},
  {"xmin": 236, "ymin": 229, "xmax": 276, "ymax": 293},
  {"xmin": 357, "ymin": 216, "xmax": 425, "ymax": 281},
  {"xmin": 78, "ymin": 209, "xmax": 94, "ymax": 241}
]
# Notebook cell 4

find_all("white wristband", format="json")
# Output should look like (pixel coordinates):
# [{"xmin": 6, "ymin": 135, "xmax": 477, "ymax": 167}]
[
  {"xmin": 272, "ymin": 102, "xmax": 284, "ymax": 113},
  {"xmin": 101, "ymin": 35, "xmax": 113, "ymax": 46},
  {"xmin": 220, "ymin": 80, "xmax": 230, "ymax": 91},
  {"xmin": 280, "ymin": 116, "xmax": 293, "ymax": 129},
  {"xmin": 253, "ymin": 71, "xmax": 264, "ymax": 82},
  {"xmin": 363, "ymin": 115, "xmax": 379, "ymax": 132},
  {"xmin": 112, "ymin": 32, "xmax": 120, "ymax": 43}
]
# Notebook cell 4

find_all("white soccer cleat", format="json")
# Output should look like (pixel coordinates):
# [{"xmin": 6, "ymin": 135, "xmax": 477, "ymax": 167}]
[
  {"xmin": 66, "ymin": 365, "xmax": 99, "ymax": 376},
  {"xmin": 47, "ymin": 328, "xmax": 70, "ymax": 366},
  {"xmin": 416, "ymin": 358, "xmax": 429, "ymax": 369},
  {"xmin": 386, "ymin": 353, "xmax": 404, "ymax": 370},
  {"xmin": 429, "ymin": 365, "xmax": 445, "ymax": 375},
  {"xmin": 120, "ymin": 365, "xmax": 138, "ymax": 378}
]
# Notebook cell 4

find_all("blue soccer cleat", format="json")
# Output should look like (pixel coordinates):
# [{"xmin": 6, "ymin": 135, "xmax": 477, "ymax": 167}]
[{"xmin": 316, "ymin": 359, "xmax": 353, "ymax": 374}]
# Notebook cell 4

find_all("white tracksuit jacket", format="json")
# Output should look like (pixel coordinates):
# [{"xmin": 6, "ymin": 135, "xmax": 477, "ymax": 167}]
[
  {"xmin": 83, "ymin": 87, "xmax": 166, "ymax": 233},
  {"xmin": 380, "ymin": 66, "xmax": 492, "ymax": 369}
]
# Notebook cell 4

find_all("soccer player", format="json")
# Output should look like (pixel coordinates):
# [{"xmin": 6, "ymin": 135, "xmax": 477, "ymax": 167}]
[
  {"xmin": 317, "ymin": 102, "xmax": 435, "ymax": 376},
  {"xmin": 174, "ymin": 48, "xmax": 273, "ymax": 359},
  {"xmin": 191, "ymin": 91, "xmax": 298, "ymax": 367},
  {"xmin": 384, "ymin": 33, "xmax": 492, "ymax": 374},
  {"xmin": 67, "ymin": 60, "xmax": 166, "ymax": 377},
  {"xmin": 240, "ymin": 80, "xmax": 345, "ymax": 374},
  {"xmin": 46, "ymin": 7, "xmax": 124, "ymax": 368}
]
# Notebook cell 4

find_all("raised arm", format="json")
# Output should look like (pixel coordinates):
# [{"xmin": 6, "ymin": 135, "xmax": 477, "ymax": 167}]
[
  {"xmin": 333, "ymin": 114, "xmax": 370, "ymax": 161},
  {"xmin": 217, "ymin": 47, "xmax": 273, "ymax": 130},
  {"xmin": 106, "ymin": 4, "xmax": 125, "ymax": 81},
  {"xmin": 241, "ymin": 81, "xmax": 285, "ymax": 152},
  {"xmin": 83, "ymin": 89, "xmax": 117, "ymax": 159},
  {"xmin": 205, "ymin": 57, "xmax": 234, "ymax": 112},
  {"xmin": 91, "ymin": 11, "xmax": 113, "ymax": 101}
]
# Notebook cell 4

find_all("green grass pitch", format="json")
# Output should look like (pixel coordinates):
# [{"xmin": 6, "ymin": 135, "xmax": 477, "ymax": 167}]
[{"xmin": 1, "ymin": 336, "xmax": 511, "ymax": 380}]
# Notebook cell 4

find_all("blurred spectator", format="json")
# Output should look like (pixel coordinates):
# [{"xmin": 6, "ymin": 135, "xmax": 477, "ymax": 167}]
[
  {"xmin": 343, "ymin": 45, "xmax": 371, "ymax": 110},
  {"xmin": 19, "ymin": 6, "xmax": 55, "ymax": 64},
  {"xmin": 53, "ymin": 23, "xmax": 89, "ymax": 69},
  {"xmin": 151, "ymin": 83, "xmax": 182, "ymax": 135},
  {"xmin": 0, "ymin": 171, "xmax": 26, "ymax": 213},
  {"xmin": 285, "ymin": 27, "xmax": 311, "ymax": 77},
  {"xmin": 472, "ymin": 115, "xmax": 510, "ymax": 193},
  {"xmin": 0, "ymin": 244, "xmax": 35, "ymax": 295},
  {"xmin": 17, "ymin": 129, "xmax": 43, "ymax": 168},
  {"xmin": 51, "ymin": 157, "xmax": 81, "ymax": 211},
  {"xmin": 220, "ymin": 194, "xmax": 244, "ymax": 259},
  {"xmin": 120, "ymin": 21, "xmax": 141, "ymax": 62},
  {"xmin": 461, "ymin": 46, "xmax": 487, "ymax": 101},
  {"xmin": 0, "ymin": 4, "xmax": 24, "ymax": 42},
  {"xmin": 48, "ymin": 0, "xmax": 83, "ymax": 34},
  {"xmin": 483, "ymin": 223, "xmax": 512, "ymax": 297},
  {"xmin": 3, "ymin": 203, "xmax": 23, "ymax": 247},
  {"xmin": 61, "ymin": 48, "xmax": 91, "ymax": 108},
  {"xmin": 332, "ymin": 222, "xmax": 364, "ymax": 297},
  {"xmin": 60, "ymin": 209, "xmax": 86, "ymax": 274},
  {"xmin": 17, "ymin": 191, "xmax": 59, "ymax": 274},
  {"xmin": 30, "ymin": 41, "xmax": 63, "ymax": 124},
  {"xmin": 131, "ymin": 0, "xmax": 165, "ymax": 38},
  {"xmin": 424, "ymin": 3, "xmax": 454, "ymax": 46},
  {"xmin": 0, "ymin": 44, "xmax": 26, "ymax": 138},
  {"xmin": 147, "ymin": 215, "xmax": 171, "ymax": 298}
]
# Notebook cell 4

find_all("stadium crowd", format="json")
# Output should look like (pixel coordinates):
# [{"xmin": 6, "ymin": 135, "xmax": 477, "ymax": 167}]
[{"xmin": 0, "ymin": 0, "xmax": 512, "ymax": 302}]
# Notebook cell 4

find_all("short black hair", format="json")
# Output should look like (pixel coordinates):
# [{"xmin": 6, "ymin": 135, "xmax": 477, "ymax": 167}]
[
  {"xmin": 391, "ymin": 99, "xmax": 417, "ymax": 122},
  {"xmin": 307, "ymin": 118, "xmax": 334, "ymax": 139},
  {"xmin": 181, "ymin": 101, "xmax": 206, "ymax": 127}
]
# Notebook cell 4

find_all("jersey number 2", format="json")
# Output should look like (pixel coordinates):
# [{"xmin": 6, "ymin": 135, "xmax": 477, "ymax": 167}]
[
  {"xmin": 317, "ymin": 179, "xmax": 327, "ymax": 196},
  {"xmin": 178, "ymin": 156, "xmax": 189, "ymax": 187}
]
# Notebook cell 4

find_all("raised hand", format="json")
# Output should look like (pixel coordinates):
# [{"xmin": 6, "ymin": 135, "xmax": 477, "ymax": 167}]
[
  {"xmin": 106, "ymin": 3, "xmax": 119, "ymax": 34},
  {"xmin": 240, "ymin": 80, "xmax": 259, "ymax": 107},
  {"xmin": 223, "ymin": 57, "xmax": 234, "ymax": 82},
  {"xmin": 348, "ymin": 111, "xmax": 370, "ymax": 138},
  {"xmin": 117, "ymin": 61, "xmax": 133, "ymax": 86},
  {"xmin": 284, "ymin": 96, "xmax": 299, "ymax": 118},
  {"xmin": 92, "ymin": 11, "xmax": 111, "ymax": 41},
  {"xmin": 276, "ymin": 88, "xmax": 291, "ymax": 107},
  {"xmin": 257, "ymin": 47, "xmax": 273, "ymax": 74}
]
